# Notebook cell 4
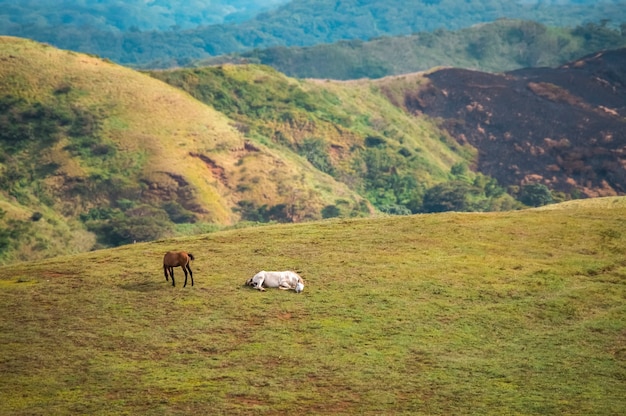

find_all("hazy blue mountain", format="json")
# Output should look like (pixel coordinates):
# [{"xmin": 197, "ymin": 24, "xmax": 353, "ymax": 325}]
[
  {"xmin": 1, "ymin": 0, "xmax": 624, "ymax": 67},
  {"xmin": 0, "ymin": 0, "xmax": 290, "ymax": 31}
]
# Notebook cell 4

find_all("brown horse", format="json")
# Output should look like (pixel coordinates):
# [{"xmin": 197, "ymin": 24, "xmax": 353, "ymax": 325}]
[{"xmin": 163, "ymin": 251, "xmax": 195, "ymax": 287}]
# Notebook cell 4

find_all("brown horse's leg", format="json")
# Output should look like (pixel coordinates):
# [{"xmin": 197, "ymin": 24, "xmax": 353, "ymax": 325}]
[
  {"xmin": 182, "ymin": 266, "xmax": 189, "ymax": 288},
  {"xmin": 164, "ymin": 265, "xmax": 169, "ymax": 282},
  {"xmin": 169, "ymin": 267, "xmax": 176, "ymax": 287},
  {"xmin": 186, "ymin": 263, "xmax": 194, "ymax": 287}
]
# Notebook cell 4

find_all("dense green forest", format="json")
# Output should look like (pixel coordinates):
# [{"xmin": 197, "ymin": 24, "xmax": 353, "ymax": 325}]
[
  {"xmin": 205, "ymin": 19, "xmax": 626, "ymax": 79},
  {"xmin": 0, "ymin": 0, "xmax": 288, "ymax": 31},
  {"xmin": 1, "ymin": 0, "xmax": 625, "ymax": 68}
]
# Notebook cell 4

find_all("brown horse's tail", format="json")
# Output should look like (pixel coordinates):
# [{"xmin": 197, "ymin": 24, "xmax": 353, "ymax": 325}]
[{"xmin": 188, "ymin": 253, "xmax": 195, "ymax": 261}]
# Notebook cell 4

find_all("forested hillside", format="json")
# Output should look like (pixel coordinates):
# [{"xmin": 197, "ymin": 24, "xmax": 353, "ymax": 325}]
[
  {"xmin": 206, "ymin": 19, "xmax": 626, "ymax": 79},
  {"xmin": 0, "ymin": 0, "xmax": 289, "ymax": 31},
  {"xmin": 1, "ymin": 0, "xmax": 624, "ymax": 68}
]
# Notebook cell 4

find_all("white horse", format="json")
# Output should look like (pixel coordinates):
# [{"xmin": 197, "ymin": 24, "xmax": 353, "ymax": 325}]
[{"xmin": 245, "ymin": 270, "xmax": 305, "ymax": 293}]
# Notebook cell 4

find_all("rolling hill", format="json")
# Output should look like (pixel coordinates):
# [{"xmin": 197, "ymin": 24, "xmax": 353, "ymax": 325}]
[
  {"xmin": 153, "ymin": 46, "xmax": 626, "ymax": 204},
  {"xmin": 0, "ymin": 37, "xmax": 376, "ymax": 263},
  {"xmin": 1, "ymin": 197, "xmax": 625, "ymax": 414},
  {"xmin": 2, "ymin": 37, "xmax": 625, "ymax": 264}
]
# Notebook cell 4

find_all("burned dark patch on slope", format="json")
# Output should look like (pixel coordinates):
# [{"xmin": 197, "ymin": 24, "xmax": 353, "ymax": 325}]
[{"xmin": 408, "ymin": 48, "xmax": 626, "ymax": 197}]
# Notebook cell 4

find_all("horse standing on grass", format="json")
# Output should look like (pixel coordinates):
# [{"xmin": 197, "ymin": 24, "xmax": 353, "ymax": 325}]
[{"xmin": 163, "ymin": 251, "xmax": 194, "ymax": 287}]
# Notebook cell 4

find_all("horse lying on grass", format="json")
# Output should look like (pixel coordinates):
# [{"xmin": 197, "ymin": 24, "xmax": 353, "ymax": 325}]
[
  {"xmin": 163, "ymin": 251, "xmax": 194, "ymax": 287},
  {"xmin": 246, "ymin": 270, "xmax": 304, "ymax": 293}
]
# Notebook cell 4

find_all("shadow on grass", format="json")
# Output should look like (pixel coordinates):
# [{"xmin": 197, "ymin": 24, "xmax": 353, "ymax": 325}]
[{"xmin": 119, "ymin": 281, "xmax": 164, "ymax": 292}]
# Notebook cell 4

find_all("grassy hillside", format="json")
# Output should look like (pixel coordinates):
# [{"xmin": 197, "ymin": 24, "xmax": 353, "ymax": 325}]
[
  {"xmin": 0, "ymin": 37, "xmax": 248, "ymax": 221},
  {"xmin": 4, "ymin": 37, "xmax": 618, "ymax": 265},
  {"xmin": 1, "ymin": 197, "xmax": 625, "ymax": 414},
  {"xmin": 150, "ymin": 65, "xmax": 517, "ymax": 215},
  {"xmin": 0, "ymin": 37, "xmax": 372, "ymax": 263}
]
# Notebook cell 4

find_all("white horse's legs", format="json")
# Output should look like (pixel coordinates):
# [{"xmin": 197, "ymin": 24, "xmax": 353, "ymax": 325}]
[{"xmin": 255, "ymin": 274, "xmax": 266, "ymax": 291}]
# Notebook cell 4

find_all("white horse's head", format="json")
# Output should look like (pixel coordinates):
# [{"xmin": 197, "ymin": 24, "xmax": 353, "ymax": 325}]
[{"xmin": 295, "ymin": 282, "xmax": 304, "ymax": 293}]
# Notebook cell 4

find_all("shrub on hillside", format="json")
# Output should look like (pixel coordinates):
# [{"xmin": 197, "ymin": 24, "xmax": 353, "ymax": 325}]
[
  {"xmin": 0, "ymin": 96, "xmax": 64, "ymax": 150},
  {"xmin": 421, "ymin": 177, "xmax": 519, "ymax": 213},
  {"xmin": 299, "ymin": 137, "xmax": 335, "ymax": 175},
  {"xmin": 321, "ymin": 204, "xmax": 341, "ymax": 219},
  {"xmin": 519, "ymin": 183, "xmax": 554, "ymax": 207},
  {"xmin": 0, "ymin": 210, "xmax": 34, "ymax": 258},
  {"xmin": 86, "ymin": 205, "xmax": 173, "ymax": 246},
  {"xmin": 162, "ymin": 201, "xmax": 197, "ymax": 224},
  {"xmin": 235, "ymin": 200, "xmax": 296, "ymax": 223}
]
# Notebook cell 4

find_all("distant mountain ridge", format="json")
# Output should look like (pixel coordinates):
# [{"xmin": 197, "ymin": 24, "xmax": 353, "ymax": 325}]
[
  {"xmin": 204, "ymin": 19, "xmax": 626, "ymax": 80},
  {"xmin": 1, "ymin": 0, "xmax": 624, "ymax": 68},
  {"xmin": 0, "ymin": 0, "xmax": 290, "ymax": 31}
]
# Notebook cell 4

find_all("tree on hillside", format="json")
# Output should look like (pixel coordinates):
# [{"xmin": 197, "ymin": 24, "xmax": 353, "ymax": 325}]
[{"xmin": 86, "ymin": 205, "xmax": 173, "ymax": 246}]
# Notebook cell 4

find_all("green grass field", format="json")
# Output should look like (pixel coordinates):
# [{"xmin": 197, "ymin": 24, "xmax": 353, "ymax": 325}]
[{"xmin": 1, "ymin": 198, "xmax": 625, "ymax": 415}]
